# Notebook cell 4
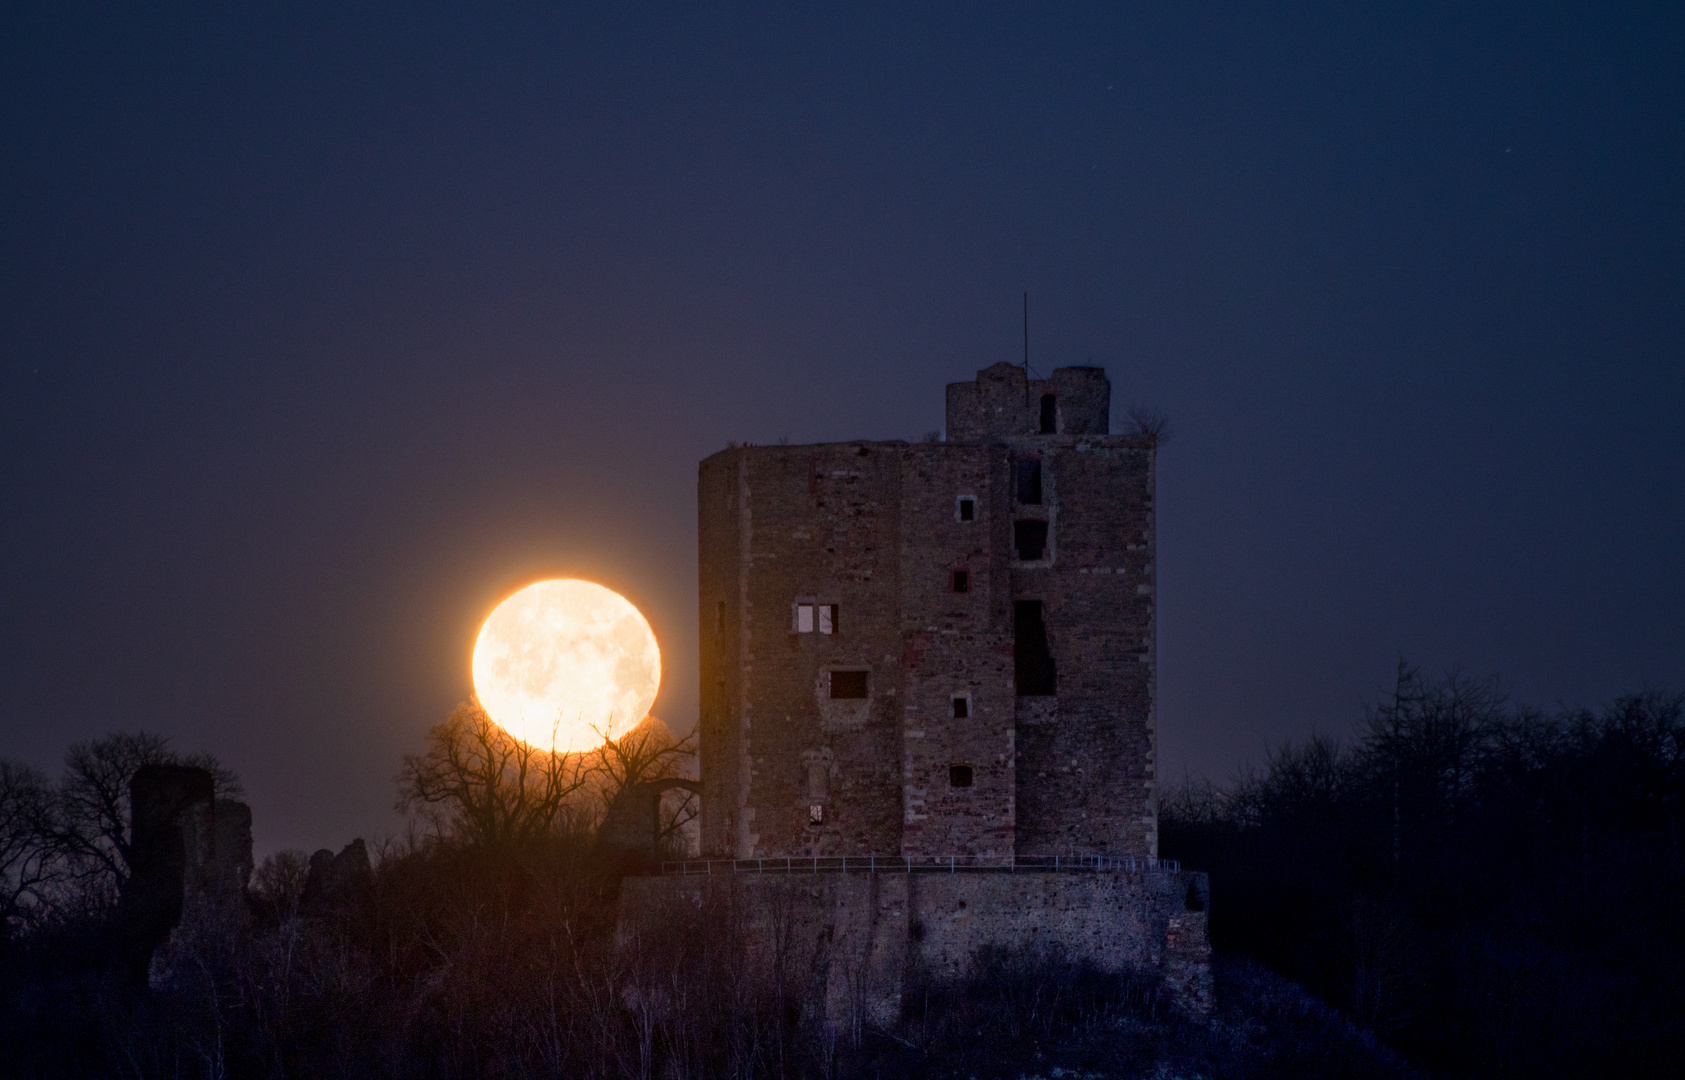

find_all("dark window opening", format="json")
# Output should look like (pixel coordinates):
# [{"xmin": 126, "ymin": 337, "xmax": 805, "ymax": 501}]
[
  {"xmin": 1014, "ymin": 600, "xmax": 1057, "ymax": 696},
  {"xmin": 1015, "ymin": 458, "xmax": 1042, "ymax": 504},
  {"xmin": 957, "ymin": 497, "xmax": 976, "ymax": 522},
  {"xmin": 830, "ymin": 670, "xmax": 869, "ymax": 699},
  {"xmin": 1040, "ymin": 394, "xmax": 1057, "ymax": 434},
  {"xmin": 716, "ymin": 600, "xmax": 725, "ymax": 633},
  {"xmin": 1014, "ymin": 519, "xmax": 1049, "ymax": 561},
  {"xmin": 949, "ymin": 765, "xmax": 974, "ymax": 788},
  {"xmin": 951, "ymin": 696, "xmax": 970, "ymax": 719},
  {"xmin": 951, "ymin": 569, "xmax": 969, "ymax": 593}
]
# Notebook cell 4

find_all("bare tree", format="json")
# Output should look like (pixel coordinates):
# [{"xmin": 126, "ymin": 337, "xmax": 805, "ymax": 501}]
[
  {"xmin": 595, "ymin": 720, "xmax": 696, "ymax": 803},
  {"xmin": 593, "ymin": 719, "xmax": 699, "ymax": 845},
  {"xmin": 397, "ymin": 702, "xmax": 592, "ymax": 846},
  {"xmin": 56, "ymin": 731, "xmax": 242, "ymax": 895},
  {"xmin": 0, "ymin": 760, "xmax": 58, "ymax": 933},
  {"xmin": 1360, "ymin": 663, "xmax": 1502, "ymax": 834}
]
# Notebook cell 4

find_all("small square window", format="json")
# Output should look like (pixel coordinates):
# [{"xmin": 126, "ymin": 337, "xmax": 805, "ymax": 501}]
[
  {"xmin": 951, "ymin": 695, "xmax": 970, "ymax": 719},
  {"xmin": 830, "ymin": 670, "xmax": 868, "ymax": 699},
  {"xmin": 951, "ymin": 569, "xmax": 969, "ymax": 593},
  {"xmin": 796, "ymin": 603, "xmax": 814, "ymax": 633},
  {"xmin": 956, "ymin": 496, "xmax": 976, "ymax": 522},
  {"xmin": 819, "ymin": 604, "xmax": 836, "ymax": 634},
  {"xmin": 949, "ymin": 765, "xmax": 974, "ymax": 788}
]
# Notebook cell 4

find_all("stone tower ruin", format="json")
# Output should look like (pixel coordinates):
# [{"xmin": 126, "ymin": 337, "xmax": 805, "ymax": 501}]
[
  {"xmin": 696, "ymin": 362, "xmax": 1157, "ymax": 861},
  {"xmin": 620, "ymin": 363, "xmax": 1207, "ymax": 1023}
]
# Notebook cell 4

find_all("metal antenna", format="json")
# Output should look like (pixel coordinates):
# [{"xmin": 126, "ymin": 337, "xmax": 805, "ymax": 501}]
[{"xmin": 1023, "ymin": 292, "xmax": 1030, "ymax": 408}]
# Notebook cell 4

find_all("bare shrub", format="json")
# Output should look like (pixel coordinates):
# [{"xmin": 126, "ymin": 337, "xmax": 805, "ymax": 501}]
[{"xmin": 1124, "ymin": 404, "xmax": 1172, "ymax": 445}]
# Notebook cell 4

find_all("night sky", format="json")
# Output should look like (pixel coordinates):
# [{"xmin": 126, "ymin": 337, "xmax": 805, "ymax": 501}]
[{"xmin": 4, "ymin": 4, "xmax": 1681, "ymax": 856}]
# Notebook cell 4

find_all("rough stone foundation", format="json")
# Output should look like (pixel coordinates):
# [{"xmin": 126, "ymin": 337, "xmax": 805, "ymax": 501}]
[{"xmin": 618, "ymin": 867, "xmax": 1211, "ymax": 1027}]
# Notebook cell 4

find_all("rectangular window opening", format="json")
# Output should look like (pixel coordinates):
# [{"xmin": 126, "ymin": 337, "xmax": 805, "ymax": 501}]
[
  {"xmin": 1014, "ymin": 600, "xmax": 1057, "ymax": 696},
  {"xmin": 1014, "ymin": 519, "xmax": 1049, "ymax": 561},
  {"xmin": 819, "ymin": 604, "xmax": 837, "ymax": 634},
  {"xmin": 716, "ymin": 600, "xmax": 725, "ymax": 633},
  {"xmin": 957, "ymin": 496, "xmax": 976, "ymax": 522},
  {"xmin": 1040, "ymin": 394, "xmax": 1058, "ymax": 434},
  {"xmin": 796, "ymin": 603, "xmax": 814, "ymax": 633},
  {"xmin": 809, "ymin": 804, "xmax": 824, "ymax": 825},
  {"xmin": 951, "ymin": 695, "xmax": 970, "ymax": 719},
  {"xmin": 1015, "ymin": 458, "xmax": 1042, "ymax": 504},
  {"xmin": 830, "ymin": 670, "xmax": 869, "ymax": 699},
  {"xmin": 951, "ymin": 569, "xmax": 969, "ymax": 593},
  {"xmin": 949, "ymin": 765, "xmax": 974, "ymax": 788}
]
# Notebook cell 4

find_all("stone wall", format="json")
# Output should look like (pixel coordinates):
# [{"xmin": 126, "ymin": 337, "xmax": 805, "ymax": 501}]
[
  {"xmin": 122, "ymin": 765, "xmax": 254, "ymax": 988},
  {"xmin": 618, "ymin": 867, "xmax": 1211, "ymax": 1027},
  {"xmin": 697, "ymin": 363, "xmax": 1157, "ymax": 862}
]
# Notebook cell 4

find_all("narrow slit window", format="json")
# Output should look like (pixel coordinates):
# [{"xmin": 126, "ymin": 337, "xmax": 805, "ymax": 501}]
[
  {"xmin": 949, "ymin": 765, "xmax": 974, "ymax": 788},
  {"xmin": 1040, "ymin": 394, "xmax": 1057, "ymax": 434},
  {"xmin": 796, "ymin": 603, "xmax": 814, "ymax": 633},
  {"xmin": 951, "ymin": 569, "xmax": 969, "ymax": 593},
  {"xmin": 1014, "ymin": 600, "xmax": 1057, "ymax": 696},
  {"xmin": 830, "ymin": 670, "xmax": 868, "ymax": 699},
  {"xmin": 1015, "ymin": 458, "xmax": 1042, "ymax": 504},
  {"xmin": 951, "ymin": 695, "xmax": 970, "ymax": 719},
  {"xmin": 957, "ymin": 496, "xmax": 976, "ymax": 522},
  {"xmin": 819, "ymin": 604, "xmax": 837, "ymax": 634},
  {"xmin": 1014, "ymin": 519, "xmax": 1049, "ymax": 561},
  {"xmin": 716, "ymin": 600, "xmax": 725, "ymax": 633}
]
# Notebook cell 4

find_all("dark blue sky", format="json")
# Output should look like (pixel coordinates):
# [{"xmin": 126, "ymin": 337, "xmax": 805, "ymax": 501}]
[{"xmin": 4, "ymin": 3, "xmax": 1682, "ymax": 855}]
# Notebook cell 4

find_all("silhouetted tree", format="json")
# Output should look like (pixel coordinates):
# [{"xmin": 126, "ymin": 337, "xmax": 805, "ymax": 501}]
[
  {"xmin": 397, "ymin": 701, "xmax": 592, "ymax": 845},
  {"xmin": 593, "ymin": 718, "xmax": 699, "ymax": 845},
  {"xmin": 55, "ymin": 731, "xmax": 240, "ymax": 901},
  {"xmin": 0, "ymin": 760, "xmax": 58, "ymax": 934},
  {"xmin": 1161, "ymin": 669, "xmax": 1685, "ymax": 1078}
]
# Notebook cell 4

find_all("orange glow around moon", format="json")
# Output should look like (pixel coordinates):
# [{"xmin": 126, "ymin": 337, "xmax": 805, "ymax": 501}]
[{"xmin": 471, "ymin": 579, "xmax": 661, "ymax": 753}]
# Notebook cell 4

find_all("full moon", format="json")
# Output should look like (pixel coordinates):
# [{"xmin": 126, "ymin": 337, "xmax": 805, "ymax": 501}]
[{"xmin": 471, "ymin": 579, "xmax": 661, "ymax": 753}]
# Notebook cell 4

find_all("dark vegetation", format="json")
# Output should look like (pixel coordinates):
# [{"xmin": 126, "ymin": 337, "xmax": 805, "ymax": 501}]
[
  {"xmin": 1161, "ymin": 665, "xmax": 1685, "ymax": 1078},
  {"xmin": 18, "ymin": 673, "xmax": 1666, "ymax": 1077}
]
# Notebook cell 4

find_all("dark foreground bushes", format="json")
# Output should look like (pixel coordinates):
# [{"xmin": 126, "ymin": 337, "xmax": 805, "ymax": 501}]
[
  {"xmin": 1162, "ymin": 667, "xmax": 1685, "ymax": 1079},
  {"xmin": 1, "ymin": 831, "xmax": 1410, "ymax": 1080}
]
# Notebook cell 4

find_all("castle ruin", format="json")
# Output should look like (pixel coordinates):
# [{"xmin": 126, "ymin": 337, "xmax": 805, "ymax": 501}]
[
  {"xmin": 620, "ymin": 363, "xmax": 1210, "ymax": 1021},
  {"xmin": 697, "ymin": 362, "xmax": 1157, "ymax": 860}
]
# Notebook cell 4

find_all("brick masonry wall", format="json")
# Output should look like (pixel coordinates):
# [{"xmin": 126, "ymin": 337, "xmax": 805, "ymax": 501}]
[
  {"xmin": 698, "ymin": 364, "xmax": 1156, "ymax": 862},
  {"xmin": 896, "ymin": 444, "xmax": 1015, "ymax": 857},
  {"xmin": 699, "ymin": 443, "xmax": 909, "ymax": 858},
  {"xmin": 1010, "ymin": 437, "xmax": 1157, "ymax": 858}
]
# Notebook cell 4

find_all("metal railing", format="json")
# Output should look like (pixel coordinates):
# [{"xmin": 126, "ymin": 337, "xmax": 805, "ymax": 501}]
[{"xmin": 659, "ymin": 854, "xmax": 1182, "ymax": 876}]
